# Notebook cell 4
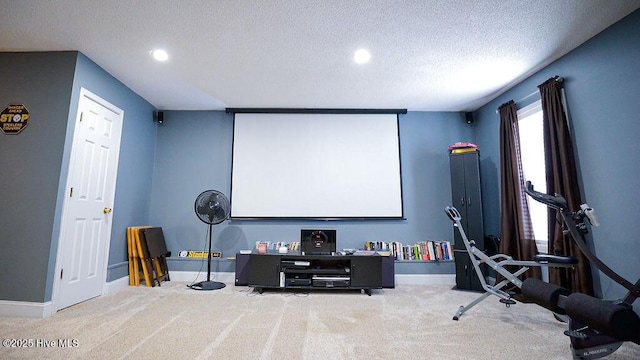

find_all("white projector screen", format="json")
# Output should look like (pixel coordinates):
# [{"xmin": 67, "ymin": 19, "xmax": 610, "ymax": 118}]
[{"xmin": 230, "ymin": 112, "xmax": 404, "ymax": 219}]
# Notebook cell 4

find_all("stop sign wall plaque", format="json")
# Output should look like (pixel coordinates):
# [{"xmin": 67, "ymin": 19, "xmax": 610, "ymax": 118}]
[{"xmin": 1, "ymin": 104, "xmax": 30, "ymax": 135}]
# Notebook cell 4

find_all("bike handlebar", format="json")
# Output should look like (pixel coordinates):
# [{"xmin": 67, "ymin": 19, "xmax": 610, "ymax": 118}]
[
  {"xmin": 526, "ymin": 181, "xmax": 638, "ymax": 298},
  {"xmin": 525, "ymin": 181, "xmax": 568, "ymax": 209},
  {"xmin": 581, "ymin": 204, "xmax": 600, "ymax": 227}
]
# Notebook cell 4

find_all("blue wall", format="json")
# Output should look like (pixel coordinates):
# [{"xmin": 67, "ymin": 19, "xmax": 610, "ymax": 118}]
[
  {"xmin": 0, "ymin": 52, "xmax": 157, "ymax": 303},
  {"xmin": 70, "ymin": 54, "xmax": 158, "ymax": 282},
  {"xmin": 3, "ymin": 8, "xmax": 639, "ymax": 305},
  {"xmin": 149, "ymin": 111, "xmax": 474, "ymax": 274},
  {"xmin": 473, "ymin": 10, "xmax": 640, "ymax": 302},
  {"xmin": 0, "ymin": 52, "xmax": 77, "ymax": 302}
]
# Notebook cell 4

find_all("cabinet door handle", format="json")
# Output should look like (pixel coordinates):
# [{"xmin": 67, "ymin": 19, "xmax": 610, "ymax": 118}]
[
  {"xmin": 461, "ymin": 197, "xmax": 465, "ymax": 207},
  {"xmin": 467, "ymin": 198, "xmax": 472, "ymax": 206}
]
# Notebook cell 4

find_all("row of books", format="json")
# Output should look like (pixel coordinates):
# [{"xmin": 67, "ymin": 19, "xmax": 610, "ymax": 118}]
[
  {"xmin": 364, "ymin": 241, "xmax": 454, "ymax": 261},
  {"xmin": 255, "ymin": 241, "xmax": 301, "ymax": 253}
]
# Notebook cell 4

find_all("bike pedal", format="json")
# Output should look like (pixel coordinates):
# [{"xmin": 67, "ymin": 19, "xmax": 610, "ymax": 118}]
[
  {"xmin": 499, "ymin": 298, "xmax": 516, "ymax": 306},
  {"xmin": 564, "ymin": 330, "xmax": 588, "ymax": 339}
]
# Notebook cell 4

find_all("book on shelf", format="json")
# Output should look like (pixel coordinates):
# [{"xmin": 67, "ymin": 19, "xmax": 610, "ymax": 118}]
[
  {"xmin": 449, "ymin": 147, "xmax": 478, "ymax": 154},
  {"xmin": 364, "ymin": 240, "xmax": 454, "ymax": 261},
  {"xmin": 353, "ymin": 250, "xmax": 376, "ymax": 256},
  {"xmin": 254, "ymin": 241, "xmax": 300, "ymax": 254}
]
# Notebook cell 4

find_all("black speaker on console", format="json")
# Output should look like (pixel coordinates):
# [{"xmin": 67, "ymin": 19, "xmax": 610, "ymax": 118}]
[
  {"xmin": 465, "ymin": 112, "xmax": 474, "ymax": 124},
  {"xmin": 157, "ymin": 111, "xmax": 164, "ymax": 124},
  {"xmin": 381, "ymin": 255, "xmax": 396, "ymax": 288},
  {"xmin": 235, "ymin": 253, "xmax": 251, "ymax": 286}
]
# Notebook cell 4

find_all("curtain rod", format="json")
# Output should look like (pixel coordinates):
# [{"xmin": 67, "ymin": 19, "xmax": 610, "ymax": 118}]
[{"xmin": 495, "ymin": 76, "xmax": 563, "ymax": 114}]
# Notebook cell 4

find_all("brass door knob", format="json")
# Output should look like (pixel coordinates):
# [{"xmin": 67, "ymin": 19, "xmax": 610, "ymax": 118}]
[{"xmin": 103, "ymin": 207, "xmax": 112, "ymax": 214}]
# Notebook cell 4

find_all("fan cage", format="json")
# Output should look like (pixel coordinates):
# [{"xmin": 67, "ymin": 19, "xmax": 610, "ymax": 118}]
[{"xmin": 194, "ymin": 190, "xmax": 230, "ymax": 225}]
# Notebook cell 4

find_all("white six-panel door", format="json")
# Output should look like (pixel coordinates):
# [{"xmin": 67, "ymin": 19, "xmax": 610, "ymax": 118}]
[{"xmin": 55, "ymin": 88, "xmax": 123, "ymax": 311}]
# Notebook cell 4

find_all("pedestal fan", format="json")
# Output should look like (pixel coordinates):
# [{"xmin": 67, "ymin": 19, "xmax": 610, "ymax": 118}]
[{"xmin": 189, "ymin": 189, "xmax": 230, "ymax": 290}]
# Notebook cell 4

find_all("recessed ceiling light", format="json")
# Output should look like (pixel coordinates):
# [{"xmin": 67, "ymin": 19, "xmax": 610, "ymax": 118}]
[
  {"xmin": 151, "ymin": 49, "xmax": 169, "ymax": 62},
  {"xmin": 353, "ymin": 49, "xmax": 371, "ymax": 64}
]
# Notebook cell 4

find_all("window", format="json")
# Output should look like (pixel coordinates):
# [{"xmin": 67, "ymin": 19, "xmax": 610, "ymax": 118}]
[{"xmin": 517, "ymin": 100, "xmax": 548, "ymax": 253}]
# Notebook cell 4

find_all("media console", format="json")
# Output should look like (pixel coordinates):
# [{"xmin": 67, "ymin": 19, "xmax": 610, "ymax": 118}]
[{"xmin": 246, "ymin": 253, "xmax": 384, "ymax": 295}]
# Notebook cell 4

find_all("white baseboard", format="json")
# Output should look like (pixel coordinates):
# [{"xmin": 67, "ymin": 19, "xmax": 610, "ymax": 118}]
[
  {"xmin": 103, "ymin": 276, "xmax": 130, "ymax": 295},
  {"xmin": 0, "ymin": 277, "xmax": 133, "ymax": 319},
  {"xmin": 0, "ymin": 299, "xmax": 53, "ymax": 318},
  {"xmin": 168, "ymin": 271, "xmax": 235, "ymax": 284},
  {"xmin": 113, "ymin": 272, "xmax": 453, "ymax": 286},
  {"xmin": 103, "ymin": 271, "xmax": 236, "ymax": 291},
  {"xmin": 1, "ymin": 272, "xmax": 453, "ymax": 318},
  {"xmin": 395, "ymin": 273, "xmax": 455, "ymax": 286}
]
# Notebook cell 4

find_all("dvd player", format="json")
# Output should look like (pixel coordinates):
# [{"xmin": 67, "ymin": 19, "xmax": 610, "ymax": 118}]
[
  {"xmin": 281, "ymin": 260, "xmax": 310, "ymax": 268},
  {"xmin": 312, "ymin": 275, "xmax": 350, "ymax": 288},
  {"xmin": 287, "ymin": 278, "xmax": 312, "ymax": 286}
]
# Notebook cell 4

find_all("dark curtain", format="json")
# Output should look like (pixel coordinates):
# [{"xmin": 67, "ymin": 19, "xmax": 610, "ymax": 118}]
[
  {"xmin": 538, "ymin": 78, "xmax": 594, "ymax": 295},
  {"xmin": 498, "ymin": 100, "xmax": 541, "ymax": 281}
]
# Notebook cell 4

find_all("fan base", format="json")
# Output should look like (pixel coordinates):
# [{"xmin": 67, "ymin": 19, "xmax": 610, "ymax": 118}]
[{"xmin": 189, "ymin": 281, "xmax": 226, "ymax": 291}]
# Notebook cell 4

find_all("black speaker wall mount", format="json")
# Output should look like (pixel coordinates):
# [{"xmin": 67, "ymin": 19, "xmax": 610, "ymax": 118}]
[
  {"xmin": 465, "ymin": 112, "xmax": 474, "ymax": 125},
  {"xmin": 153, "ymin": 110, "xmax": 164, "ymax": 125}
]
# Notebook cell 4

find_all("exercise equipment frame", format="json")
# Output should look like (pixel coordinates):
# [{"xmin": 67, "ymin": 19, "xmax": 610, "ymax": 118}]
[
  {"xmin": 522, "ymin": 181, "xmax": 639, "ymax": 360},
  {"xmin": 444, "ymin": 206, "xmax": 576, "ymax": 321}
]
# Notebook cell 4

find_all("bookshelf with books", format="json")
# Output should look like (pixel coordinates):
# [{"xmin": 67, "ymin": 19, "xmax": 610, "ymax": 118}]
[
  {"xmin": 364, "ymin": 240, "xmax": 454, "ymax": 262},
  {"xmin": 253, "ymin": 241, "xmax": 301, "ymax": 254}
]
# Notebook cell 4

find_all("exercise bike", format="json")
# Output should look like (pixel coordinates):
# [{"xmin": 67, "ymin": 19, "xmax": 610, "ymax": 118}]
[
  {"xmin": 444, "ymin": 208, "xmax": 577, "ymax": 321},
  {"xmin": 522, "ymin": 181, "xmax": 640, "ymax": 359}
]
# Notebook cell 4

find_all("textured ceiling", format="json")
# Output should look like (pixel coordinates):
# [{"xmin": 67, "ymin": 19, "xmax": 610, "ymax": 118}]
[{"xmin": 1, "ymin": 1, "xmax": 639, "ymax": 111}]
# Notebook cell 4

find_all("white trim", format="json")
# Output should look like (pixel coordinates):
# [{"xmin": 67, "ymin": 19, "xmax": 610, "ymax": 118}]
[
  {"xmin": 0, "ymin": 300, "xmax": 54, "ymax": 318},
  {"xmin": 101, "ymin": 272, "xmax": 455, "ymax": 288},
  {"xmin": 1, "ymin": 272, "xmax": 454, "ymax": 318},
  {"xmin": 92, "ymin": 272, "xmax": 455, "ymax": 290},
  {"xmin": 101, "ymin": 271, "xmax": 238, "ymax": 290},
  {"xmin": 103, "ymin": 276, "xmax": 130, "ymax": 295},
  {"xmin": 394, "ymin": 274, "xmax": 455, "ymax": 286},
  {"xmin": 517, "ymin": 98, "xmax": 542, "ymax": 118},
  {"xmin": 0, "ymin": 275, "xmax": 131, "ymax": 319},
  {"xmin": 170, "ymin": 272, "xmax": 454, "ymax": 286},
  {"xmin": 169, "ymin": 271, "xmax": 237, "ymax": 284}
]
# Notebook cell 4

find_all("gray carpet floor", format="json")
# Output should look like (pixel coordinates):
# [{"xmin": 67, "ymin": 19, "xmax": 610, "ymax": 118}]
[{"xmin": 1, "ymin": 282, "xmax": 639, "ymax": 359}]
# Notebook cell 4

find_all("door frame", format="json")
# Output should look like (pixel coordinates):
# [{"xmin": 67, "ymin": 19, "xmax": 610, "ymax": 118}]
[{"xmin": 51, "ymin": 87, "xmax": 124, "ymax": 312}]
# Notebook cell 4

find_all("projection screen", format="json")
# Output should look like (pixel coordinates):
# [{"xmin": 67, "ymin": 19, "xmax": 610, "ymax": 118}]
[{"xmin": 230, "ymin": 112, "xmax": 403, "ymax": 219}]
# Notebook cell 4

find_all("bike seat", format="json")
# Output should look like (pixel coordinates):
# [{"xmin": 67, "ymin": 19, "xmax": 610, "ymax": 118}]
[{"xmin": 534, "ymin": 254, "xmax": 578, "ymax": 265}]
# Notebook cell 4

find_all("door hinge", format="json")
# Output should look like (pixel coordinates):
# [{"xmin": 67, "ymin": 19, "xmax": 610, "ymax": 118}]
[
  {"xmin": 70, "ymin": 187, "xmax": 73, "ymax": 197},
  {"xmin": 80, "ymin": 112, "xmax": 84, "ymax": 122},
  {"xmin": 60, "ymin": 269, "xmax": 63, "ymax": 279}
]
